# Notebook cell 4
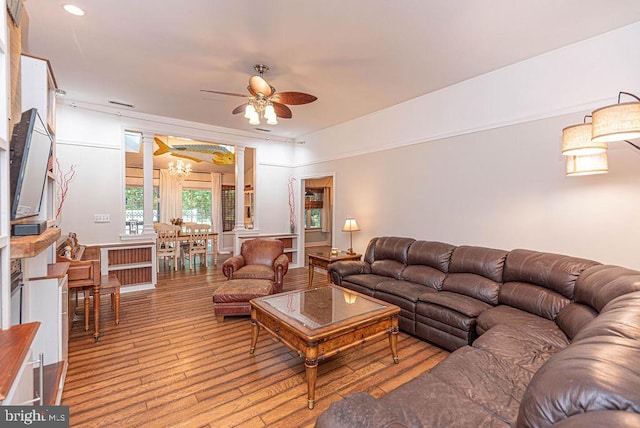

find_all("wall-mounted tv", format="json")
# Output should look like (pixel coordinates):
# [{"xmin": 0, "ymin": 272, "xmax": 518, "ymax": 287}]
[{"xmin": 9, "ymin": 108, "xmax": 53, "ymax": 221}]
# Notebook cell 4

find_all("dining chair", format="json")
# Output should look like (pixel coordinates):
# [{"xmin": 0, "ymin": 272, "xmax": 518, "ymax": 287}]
[
  {"xmin": 182, "ymin": 223, "xmax": 210, "ymax": 269},
  {"xmin": 156, "ymin": 224, "xmax": 181, "ymax": 272}
]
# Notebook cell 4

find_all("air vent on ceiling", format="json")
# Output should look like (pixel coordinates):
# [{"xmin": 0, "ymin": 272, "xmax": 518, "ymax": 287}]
[
  {"xmin": 254, "ymin": 127, "xmax": 271, "ymax": 132},
  {"xmin": 109, "ymin": 100, "xmax": 135, "ymax": 108}
]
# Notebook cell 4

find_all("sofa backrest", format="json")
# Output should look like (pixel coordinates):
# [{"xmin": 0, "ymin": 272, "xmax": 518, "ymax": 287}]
[
  {"xmin": 442, "ymin": 246, "xmax": 508, "ymax": 304},
  {"xmin": 555, "ymin": 265, "xmax": 640, "ymax": 340},
  {"xmin": 365, "ymin": 237, "xmax": 415, "ymax": 280},
  {"xmin": 500, "ymin": 249, "xmax": 599, "ymax": 321},
  {"xmin": 400, "ymin": 240, "xmax": 456, "ymax": 290},
  {"xmin": 517, "ymin": 289, "xmax": 640, "ymax": 427}
]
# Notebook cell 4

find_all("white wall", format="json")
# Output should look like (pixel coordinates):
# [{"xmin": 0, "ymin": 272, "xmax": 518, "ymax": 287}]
[
  {"xmin": 55, "ymin": 105, "xmax": 295, "ymax": 245},
  {"xmin": 295, "ymin": 22, "xmax": 640, "ymax": 269}
]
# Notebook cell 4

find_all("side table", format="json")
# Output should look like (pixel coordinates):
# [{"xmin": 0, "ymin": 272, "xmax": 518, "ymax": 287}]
[{"xmin": 308, "ymin": 250, "xmax": 362, "ymax": 286}]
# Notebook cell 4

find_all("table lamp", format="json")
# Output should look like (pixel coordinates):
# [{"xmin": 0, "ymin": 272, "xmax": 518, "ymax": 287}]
[{"xmin": 342, "ymin": 217, "xmax": 360, "ymax": 255}]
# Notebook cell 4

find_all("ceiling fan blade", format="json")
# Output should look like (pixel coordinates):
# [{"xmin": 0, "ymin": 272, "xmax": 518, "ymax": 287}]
[
  {"xmin": 232, "ymin": 104, "xmax": 246, "ymax": 115},
  {"xmin": 200, "ymin": 89, "xmax": 248, "ymax": 98},
  {"xmin": 273, "ymin": 102, "xmax": 292, "ymax": 119},
  {"xmin": 271, "ymin": 92, "xmax": 318, "ymax": 105},
  {"xmin": 249, "ymin": 75, "xmax": 273, "ymax": 96}
]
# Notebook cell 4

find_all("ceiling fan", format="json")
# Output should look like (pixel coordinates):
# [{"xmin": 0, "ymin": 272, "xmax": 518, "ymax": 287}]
[{"xmin": 201, "ymin": 64, "xmax": 317, "ymax": 125}]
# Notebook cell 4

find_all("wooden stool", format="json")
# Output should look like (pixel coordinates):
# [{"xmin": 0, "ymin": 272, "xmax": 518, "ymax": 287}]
[
  {"xmin": 82, "ymin": 273, "xmax": 121, "ymax": 332},
  {"xmin": 100, "ymin": 273, "xmax": 121, "ymax": 326}
]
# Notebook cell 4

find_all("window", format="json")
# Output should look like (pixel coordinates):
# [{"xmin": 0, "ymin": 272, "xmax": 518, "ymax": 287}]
[
  {"xmin": 182, "ymin": 189, "xmax": 212, "ymax": 225},
  {"xmin": 304, "ymin": 189, "xmax": 323, "ymax": 229},
  {"xmin": 125, "ymin": 186, "xmax": 159, "ymax": 233},
  {"xmin": 222, "ymin": 185, "xmax": 235, "ymax": 231}
]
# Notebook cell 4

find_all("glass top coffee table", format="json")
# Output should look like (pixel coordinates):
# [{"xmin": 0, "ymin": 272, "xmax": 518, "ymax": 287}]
[{"xmin": 249, "ymin": 285, "xmax": 401, "ymax": 409}]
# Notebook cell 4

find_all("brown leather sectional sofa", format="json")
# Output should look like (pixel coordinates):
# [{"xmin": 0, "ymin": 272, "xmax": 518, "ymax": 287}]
[{"xmin": 317, "ymin": 237, "xmax": 640, "ymax": 427}]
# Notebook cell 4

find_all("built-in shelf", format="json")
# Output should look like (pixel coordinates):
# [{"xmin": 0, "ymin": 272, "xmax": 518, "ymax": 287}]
[
  {"xmin": 10, "ymin": 227, "xmax": 61, "ymax": 259},
  {"xmin": 0, "ymin": 322, "xmax": 39, "ymax": 402},
  {"xmin": 237, "ymin": 233, "xmax": 299, "ymax": 266}
]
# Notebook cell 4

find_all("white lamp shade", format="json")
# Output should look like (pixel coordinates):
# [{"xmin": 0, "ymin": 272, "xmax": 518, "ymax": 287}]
[
  {"xmin": 264, "ymin": 104, "xmax": 276, "ymax": 120},
  {"xmin": 249, "ymin": 111, "xmax": 260, "ymax": 125},
  {"xmin": 591, "ymin": 101, "xmax": 640, "ymax": 143},
  {"xmin": 342, "ymin": 218, "xmax": 360, "ymax": 232},
  {"xmin": 244, "ymin": 104, "xmax": 256, "ymax": 119},
  {"xmin": 561, "ymin": 123, "xmax": 607, "ymax": 156},
  {"xmin": 266, "ymin": 116, "xmax": 278, "ymax": 125},
  {"xmin": 566, "ymin": 152, "xmax": 608, "ymax": 176}
]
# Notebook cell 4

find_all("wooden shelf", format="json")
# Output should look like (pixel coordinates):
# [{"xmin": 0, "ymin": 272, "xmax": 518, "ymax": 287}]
[
  {"xmin": 29, "ymin": 262, "xmax": 70, "ymax": 281},
  {"xmin": 10, "ymin": 227, "xmax": 61, "ymax": 259},
  {"xmin": 0, "ymin": 322, "xmax": 40, "ymax": 401}
]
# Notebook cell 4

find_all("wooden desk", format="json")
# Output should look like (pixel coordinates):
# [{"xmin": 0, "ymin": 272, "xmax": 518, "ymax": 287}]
[
  {"xmin": 308, "ymin": 250, "xmax": 361, "ymax": 286},
  {"xmin": 176, "ymin": 232, "xmax": 219, "ymax": 266}
]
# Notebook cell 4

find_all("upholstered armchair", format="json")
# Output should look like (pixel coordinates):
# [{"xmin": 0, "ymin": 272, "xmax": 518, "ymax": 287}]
[{"xmin": 222, "ymin": 238, "xmax": 289, "ymax": 293}]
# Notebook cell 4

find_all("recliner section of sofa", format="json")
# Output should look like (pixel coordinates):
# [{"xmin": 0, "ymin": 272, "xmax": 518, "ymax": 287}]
[{"xmin": 319, "ymin": 238, "xmax": 640, "ymax": 428}]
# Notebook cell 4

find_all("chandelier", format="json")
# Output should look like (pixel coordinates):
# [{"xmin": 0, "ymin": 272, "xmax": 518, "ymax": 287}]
[
  {"xmin": 244, "ymin": 96, "xmax": 278, "ymax": 125},
  {"xmin": 168, "ymin": 159, "xmax": 192, "ymax": 177}
]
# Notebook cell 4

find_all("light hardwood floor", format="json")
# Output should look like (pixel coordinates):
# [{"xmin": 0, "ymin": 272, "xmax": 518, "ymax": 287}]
[{"xmin": 62, "ymin": 261, "xmax": 447, "ymax": 427}]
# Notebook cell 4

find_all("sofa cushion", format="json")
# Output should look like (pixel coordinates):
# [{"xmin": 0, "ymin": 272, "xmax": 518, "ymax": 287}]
[
  {"xmin": 472, "ymin": 323, "xmax": 568, "ymax": 374},
  {"xmin": 371, "ymin": 259, "xmax": 405, "ymax": 279},
  {"xmin": 555, "ymin": 303, "xmax": 598, "ymax": 340},
  {"xmin": 342, "ymin": 274, "xmax": 390, "ymax": 294},
  {"xmin": 375, "ymin": 280, "xmax": 436, "ymax": 303},
  {"xmin": 476, "ymin": 305, "xmax": 557, "ymax": 335},
  {"xmin": 517, "ymin": 336, "xmax": 640, "ymax": 428},
  {"xmin": 401, "ymin": 265, "xmax": 446, "ymax": 290},
  {"xmin": 315, "ymin": 392, "xmax": 417, "ymax": 428},
  {"xmin": 503, "ymin": 249, "xmax": 599, "ymax": 300},
  {"xmin": 574, "ymin": 265, "xmax": 640, "ymax": 312},
  {"xmin": 429, "ymin": 346, "xmax": 532, "ymax": 423},
  {"xmin": 448, "ymin": 245, "xmax": 508, "ymax": 283},
  {"xmin": 499, "ymin": 281, "xmax": 569, "ymax": 320},
  {"xmin": 442, "ymin": 272, "xmax": 500, "ymax": 305},
  {"xmin": 379, "ymin": 371, "xmax": 509, "ymax": 427},
  {"xmin": 406, "ymin": 240, "xmax": 455, "ymax": 272},
  {"xmin": 419, "ymin": 291, "xmax": 492, "ymax": 318}
]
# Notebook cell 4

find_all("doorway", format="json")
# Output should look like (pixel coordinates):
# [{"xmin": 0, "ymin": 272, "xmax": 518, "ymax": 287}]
[{"xmin": 302, "ymin": 176, "xmax": 333, "ymax": 265}]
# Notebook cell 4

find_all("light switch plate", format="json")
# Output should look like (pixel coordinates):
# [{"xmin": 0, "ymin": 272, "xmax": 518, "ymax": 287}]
[{"xmin": 94, "ymin": 214, "xmax": 110, "ymax": 223}]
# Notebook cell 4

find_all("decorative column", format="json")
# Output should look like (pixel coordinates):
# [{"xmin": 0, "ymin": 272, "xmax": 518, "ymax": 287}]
[
  {"xmin": 141, "ymin": 132, "xmax": 156, "ymax": 236},
  {"xmin": 234, "ymin": 146, "xmax": 246, "ymax": 232},
  {"xmin": 233, "ymin": 146, "xmax": 246, "ymax": 255}
]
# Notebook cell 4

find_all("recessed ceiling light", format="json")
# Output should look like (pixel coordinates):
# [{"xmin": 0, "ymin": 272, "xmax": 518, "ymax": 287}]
[{"xmin": 63, "ymin": 4, "xmax": 85, "ymax": 16}]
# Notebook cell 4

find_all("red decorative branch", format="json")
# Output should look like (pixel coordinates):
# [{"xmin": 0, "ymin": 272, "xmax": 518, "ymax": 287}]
[{"xmin": 56, "ymin": 159, "xmax": 77, "ymax": 222}]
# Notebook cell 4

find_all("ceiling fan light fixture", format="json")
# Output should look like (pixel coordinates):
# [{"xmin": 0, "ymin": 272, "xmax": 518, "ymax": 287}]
[
  {"xmin": 267, "ymin": 116, "xmax": 278, "ymax": 125},
  {"xmin": 264, "ymin": 104, "xmax": 276, "ymax": 120},
  {"xmin": 244, "ymin": 103, "xmax": 256, "ymax": 119},
  {"xmin": 249, "ymin": 112, "xmax": 260, "ymax": 125}
]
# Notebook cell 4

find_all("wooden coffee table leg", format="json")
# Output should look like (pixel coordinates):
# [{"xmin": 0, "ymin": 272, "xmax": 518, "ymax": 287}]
[
  {"xmin": 305, "ymin": 356, "xmax": 318, "ymax": 409},
  {"xmin": 389, "ymin": 317, "xmax": 399, "ymax": 363},
  {"xmin": 249, "ymin": 312, "xmax": 260, "ymax": 354}
]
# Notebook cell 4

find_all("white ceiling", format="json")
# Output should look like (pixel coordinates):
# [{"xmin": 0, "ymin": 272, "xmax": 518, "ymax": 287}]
[{"xmin": 22, "ymin": 1, "xmax": 640, "ymax": 140}]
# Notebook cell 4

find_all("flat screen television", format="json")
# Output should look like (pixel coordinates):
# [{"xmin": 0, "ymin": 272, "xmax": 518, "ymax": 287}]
[{"xmin": 9, "ymin": 108, "xmax": 53, "ymax": 221}]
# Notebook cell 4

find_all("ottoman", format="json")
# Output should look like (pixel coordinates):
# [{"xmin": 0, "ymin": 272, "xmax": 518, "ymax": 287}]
[{"xmin": 212, "ymin": 278, "xmax": 274, "ymax": 322}]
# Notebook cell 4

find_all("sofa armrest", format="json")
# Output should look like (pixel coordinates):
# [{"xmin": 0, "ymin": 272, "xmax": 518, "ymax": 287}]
[
  {"xmin": 328, "ymin": 260, "xmax": 370, "ymax": 285},
  {"xmin": 222, "ymin": 255, "xmax": 245, "ymax": 279}
]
